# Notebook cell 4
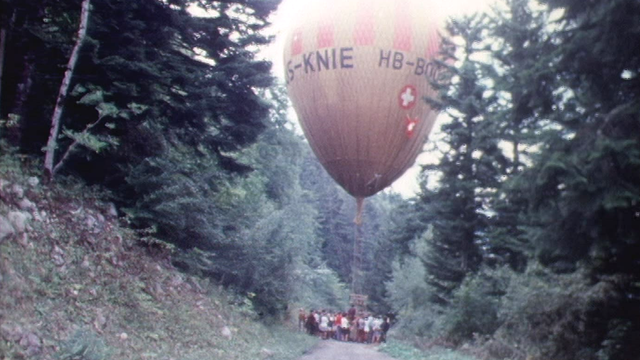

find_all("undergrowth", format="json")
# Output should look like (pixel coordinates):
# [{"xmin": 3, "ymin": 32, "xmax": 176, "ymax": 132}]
[
  {"xmin": 380, "ymin": 341, "xmax": 477, "ymax": 360},
  {"xmin": 0, "ymin": 150, "xmax": 316, "ymax": 360}
]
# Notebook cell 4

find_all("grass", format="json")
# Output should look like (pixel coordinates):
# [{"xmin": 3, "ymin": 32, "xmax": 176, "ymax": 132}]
[
  {"xmin": 379, "ymin": 341, "xmax": 478, "ymax": 360},
  {"xmin": 0, "ymin": 152, "xmax": 317, "ymax": 360}
]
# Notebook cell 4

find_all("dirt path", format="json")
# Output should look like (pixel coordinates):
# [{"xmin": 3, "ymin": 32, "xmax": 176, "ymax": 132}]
[{"xmin": 296, "ymin": 340, "xmax": 397, "ymax": 360}]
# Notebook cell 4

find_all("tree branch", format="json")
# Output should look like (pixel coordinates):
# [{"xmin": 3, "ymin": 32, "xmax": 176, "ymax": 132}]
[{"xmin": 51, "ymin": 113, "xmax": 107, "ymax": 176}]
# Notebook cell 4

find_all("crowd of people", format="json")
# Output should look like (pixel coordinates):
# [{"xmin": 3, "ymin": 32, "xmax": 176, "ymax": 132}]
[{"xmin": 298, "ymin": 307, "xmax": 391, "ymax": 344}]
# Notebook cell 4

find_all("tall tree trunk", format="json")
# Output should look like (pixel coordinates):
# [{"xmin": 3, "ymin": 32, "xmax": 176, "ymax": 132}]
[
  {"xmin": 0, "ymin": 28, "xmax": 6, "ymax": 119},
  {"xmin": 512, "ymin": 123, "xmax": 520, "ymax": 173},
  {"xmin": 7, "ymin": 56, "xmax": 35, "ymax": 148},
  {"xmin": 44, "ymin": 0, "xmax": 91, "ymax": 178},
  {"xmin": 0, "ymin": 11, "xmax": 15, "ymax": 120}
]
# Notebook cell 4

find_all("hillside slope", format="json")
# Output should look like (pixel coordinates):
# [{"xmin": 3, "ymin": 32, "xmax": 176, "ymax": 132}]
[{"xmin": 0, "ymin": 154, "xmax": 316, "ymax": 360}]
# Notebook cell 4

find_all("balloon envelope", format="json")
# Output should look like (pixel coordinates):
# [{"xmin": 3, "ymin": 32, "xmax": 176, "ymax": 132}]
[{"xmin": 283, "ymin": 0, "xmax": 443, "ymax": 198}]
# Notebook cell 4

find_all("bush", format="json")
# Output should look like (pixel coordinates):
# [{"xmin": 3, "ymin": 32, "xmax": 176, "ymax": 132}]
[
  {"xmin": 381, "ymin": 340, "xmax": 477, "ymax": 360},
  {"xmin": 385, "ymin": 254, "xmax": 442, "ymax": 337},
  {"xmin": 441, "ymin": 266, "xmax": 510, "ymax": 344},
  {"xmin": 386, "ymin": 263, "xmax": 510, "ymax": 344},
  {"xmin": 493, "ymin": 262, "xmax": 616, "ymax": 360},
  {"xmin": 289, "ymin": 264, "xmax": 349, "ymax": 311}
]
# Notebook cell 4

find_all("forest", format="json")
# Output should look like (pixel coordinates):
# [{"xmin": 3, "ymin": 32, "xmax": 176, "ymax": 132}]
[{"xmin": 0, "ymin": 0, "xmax": 639, "ymax": 359}]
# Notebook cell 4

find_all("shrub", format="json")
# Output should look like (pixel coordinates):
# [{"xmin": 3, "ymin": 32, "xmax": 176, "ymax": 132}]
[
  {"xmin": 385, "ymin": 254, "xmax": 442, "ymax": 337},
  {"xmin": 493, "ymin": 262, "xmax": 616, "ymax": 360},
  {"xmin": 441, "ymin": 266, "xmax": 510, "ymax": 344},
  {"xmin": 381, "ymin": 341, "xmax": 477, "ymax": 360}
]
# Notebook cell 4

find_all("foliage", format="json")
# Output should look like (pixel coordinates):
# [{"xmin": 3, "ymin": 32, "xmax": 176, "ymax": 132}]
[
  {"xmin": 3, "ymin": 0, "xmax": 640, "ymax": 358},
  {"xmin": 385, "ymin": 231, "xmax": 508, "ymax": 343},
  {"xmin": 416, "ymin": 12, "xmax": 506, "ymax": 308},
  {"xmin": 0, "ymin": 153, "xmax": 318, "ymax": 360},
  {"xmin": 0, "ymin": 0, "xmax": 281, "ymax": 241},
  {"xmin": 385, "ymin": 0, "xmax": 640, "ymax": 359},
  {"xmin": 505, "ymin": 0, "xmax": 640, "ymax": 357},
  {"xmin": 384, "ymin": 230, "xmax": 445, "ymax": 338},
  {"xmin": 385, "ymin": 232, "xmax": 431, "ymax": 317},
  {"xmin": 494, "ymin": 262, "xmax": 620, "ymax": 360},
  {"xmin": 1, "ymin": 0, "xmax": 393, "ymax": 323},
  {"xmin": 289, "ymin": 264, "xmax": 350, "ymax": 311},
  {"xmin": 299, "ymin": 155, "xmax": 357, "ymax": 283},
  {"xmin": 380, "ymin": 341, "xmax": 476, "ymax": 360},
  {"xmin": 441, "ymin": 267, "xmax": 509, "ymax": 344},
  {"xmin": 358, "ymin": 191, "xmax": 407, "ymax": 313},
  {"xmin": 133, "ymin": 94, "xmax": 350, "ymax": 316}
]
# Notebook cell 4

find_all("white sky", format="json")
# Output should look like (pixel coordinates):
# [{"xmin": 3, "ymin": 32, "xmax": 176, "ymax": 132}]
[{"xmin": 264, "ymin": 0, "xmax": 497, "ymax": 198}]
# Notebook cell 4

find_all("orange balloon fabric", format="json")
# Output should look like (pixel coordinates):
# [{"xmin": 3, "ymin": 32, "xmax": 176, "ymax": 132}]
[{"xmin": 283, "ymin": 0, "xmax": 443, "ymax": 198}]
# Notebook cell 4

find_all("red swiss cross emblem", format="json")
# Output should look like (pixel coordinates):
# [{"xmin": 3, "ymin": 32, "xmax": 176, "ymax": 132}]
[{"xmin": 398, "ymin": 85, "xmax": 418, "ymax": 110}]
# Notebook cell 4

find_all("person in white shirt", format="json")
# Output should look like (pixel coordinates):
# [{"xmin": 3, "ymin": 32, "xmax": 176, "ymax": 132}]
[
  {"xmin": 372, "ymin": 316, "xmax": 383, "ymax": 343},
  {"xmin": 364, "ymin": 315, "xmax": 374, "ymax": 343},
  {"xmin": 319, "ymin": 312, "xmax": 330, "ymax": 339},
  {"xmin": 340, "ymin": 313, "xmax": 350, "ymax": 341}
]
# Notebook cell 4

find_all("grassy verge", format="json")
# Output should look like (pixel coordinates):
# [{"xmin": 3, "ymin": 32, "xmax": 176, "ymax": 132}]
[{"xmin": 379, "ymin": 341, "xmax": 478, "ymax": 360}]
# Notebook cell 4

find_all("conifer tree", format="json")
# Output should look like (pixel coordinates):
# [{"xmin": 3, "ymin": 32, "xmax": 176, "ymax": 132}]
[
  {"xmin": 361, "ymin": 192, "xmax": 410, "ymax": 313},
  {"xmin": 384, "ymin": 0, "xmax": 640, "ymax": 355},
  {"xmin": 515, "ymin": 0, "xmax": 640, "ymax": 356},
  {"xmin": 482, "ymin": 0, "xmax": 558, "ymax": 270},
  {"xmin": 0, "ymin": 0, "xmax": 279, "ymax": 180},
  {"xmin": 299, "ymin": 154, "xmax": 355, "ymax": 282},
  {"xmin": 417, "ymin": 14, "xmax": 506, "ymax": 305},
  {"xmin": 0, "ymin": 0, "xmax": 87, "ymax": 150},
  {"xmin": 81, "ymin": 0, "xmax": 281, "ymax": 245}
]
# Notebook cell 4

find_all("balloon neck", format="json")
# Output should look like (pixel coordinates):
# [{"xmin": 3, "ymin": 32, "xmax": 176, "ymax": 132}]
[{"xmin": 354, "ymin": 197, "xmax": 365, "ymax": 226}]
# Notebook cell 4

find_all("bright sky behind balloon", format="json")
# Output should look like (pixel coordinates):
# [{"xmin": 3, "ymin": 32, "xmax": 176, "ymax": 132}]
[{"xmin": 266, "ymin": 0, "xmax": 497, "ymax": 198}]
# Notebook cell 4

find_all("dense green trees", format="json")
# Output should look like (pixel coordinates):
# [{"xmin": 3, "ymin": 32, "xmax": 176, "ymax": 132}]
[
  {"xmin": 384, "ymin": 0, "xmax": 640, "ymax": 358},
  {"xmin": 520, "ymin": 1, "xmax": 640, "ymax": 357},
  {"xmin": 418, "ymin": 13, "xmax": 504, "ymax": 306},
  {"xmin": 1, "ymin": 0, "xmax": 278, "ymax": 175},
  {"xmin": 0, "ymin": 0, "xmax": 352, "ymax": 315}
]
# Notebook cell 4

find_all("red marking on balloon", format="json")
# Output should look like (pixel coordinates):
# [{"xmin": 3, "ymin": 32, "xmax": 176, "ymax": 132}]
[
  {"xmin": 398, "ymin": 85, "xmax": 418, "ymax": 110},
  {"xmin": 394, "ymin": 4, "xmax": 412, "ymax": 51},
  {"xmin": 354, "ymin": 3, "xmax": 375, "ymax": 45},
  {"xmin": 405, "ymin": 115, "xmax": 419, "ymax": 138},
  {"xmin": 291, "ymin": 29, "xmax": 303, "ymax": 56},
  {"xmin": 317, "ymin": 23, "xmax": 335, "ymax": 48},
  {"xmin": 425, "ymin": 24, "xmax": 439, "ymax": 58}
]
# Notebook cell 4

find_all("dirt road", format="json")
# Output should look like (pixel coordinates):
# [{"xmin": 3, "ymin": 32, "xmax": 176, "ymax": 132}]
[{"xmin": 296, "ymin": 340, "xmax": 397, "ymax": 360}]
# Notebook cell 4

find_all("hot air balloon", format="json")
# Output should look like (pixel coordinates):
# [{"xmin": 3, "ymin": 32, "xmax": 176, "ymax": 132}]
[{"xmin": 283, "ymin": 0, "xmax": 444, "ymax": 217}]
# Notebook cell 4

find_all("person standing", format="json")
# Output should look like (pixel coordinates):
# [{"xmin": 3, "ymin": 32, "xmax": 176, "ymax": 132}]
[
  {"xmin": 335, "ymin": 312, "xmax": 343, "ymax": 340},
  {"xmin": 305, "ymin": 310, "xmax": 318, "ymax": 335},
  {"xmin": 319, "ymin": 311, "xmax": 330, "ymax": 339},
  {"xmin": 357, "ymin": 316, "xmax": 366, "ymax": 343},
  {"xmin": 381, "ymin": 316, "xmax": 391, "ymax": 343},
  {"xmin": 350, "ymin": 316, "xmax": 358, "ymax": 342},
  {"xmin": 372, "ymin": 316, "xmax": 383, "ymax": 343},
  {"xmin": 365, "ymin": 314, "xmax": 374, "ymax": 343},
  {"xmin": 348, "ymin": 305, "xmax": 356, "ymax": 322},
  {"xmin": 341, "ymin": 313, "xmax": 350, "ymax": 341},
  {"xmin": 298, "ymin": 308, "xmax": 306, "ymax": 332}
]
